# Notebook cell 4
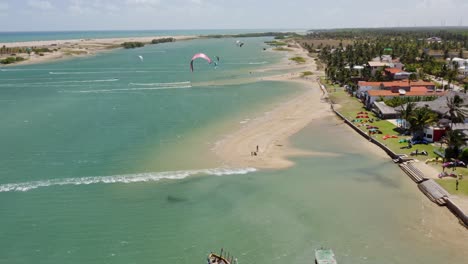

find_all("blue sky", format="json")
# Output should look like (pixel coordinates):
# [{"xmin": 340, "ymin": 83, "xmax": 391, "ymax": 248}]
[{"xmin": 0, "ymin": 0, "xmax": 467, "ymax": 31}]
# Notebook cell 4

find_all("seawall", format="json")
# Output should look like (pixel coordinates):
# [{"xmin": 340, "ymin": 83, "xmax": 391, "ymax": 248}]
[{"xmin": 318, "ymin": 79, "xmax": 468, "ymax": 228}]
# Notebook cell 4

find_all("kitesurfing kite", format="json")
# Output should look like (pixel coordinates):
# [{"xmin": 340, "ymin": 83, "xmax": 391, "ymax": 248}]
[
  {"xmin": 190, "ymin": 53, "xmax": 212, "ymax": 72},
  {"xmin": 236, "ymin": 40, "xmax": 245, "ymax": 47},
  {"xmin": 138, "ymin": 55, "xmax": 144, "ymax": 62}
]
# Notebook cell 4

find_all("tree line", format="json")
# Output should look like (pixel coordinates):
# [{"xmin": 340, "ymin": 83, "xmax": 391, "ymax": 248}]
[{"xmin": 299, "ymin": 28, "xmax": 468, "ymax": 91}]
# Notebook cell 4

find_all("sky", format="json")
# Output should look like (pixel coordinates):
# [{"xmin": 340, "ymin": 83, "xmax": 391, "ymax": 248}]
[{"xmin": 0, "ymin": 0, "xmax": 467, "ymax": 31}]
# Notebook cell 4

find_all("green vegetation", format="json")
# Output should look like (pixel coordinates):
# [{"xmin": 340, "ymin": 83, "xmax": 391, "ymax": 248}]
[
  {"xmin": 0, "ymin": 56, "xmax": 26, "ymax": 64},
  {"xmin": 383, "ymin": 96, "xmax": 439, "ymax": 107},
  {"xmin": 151, "ymin": 38, "xmax": 175, "ymax": 44},
  {"xmin": 122, "ymin": 42, "xmax": 145, "ymax": 49},
  {"xmin": 304, "ymin": 27, "xmax": 468, "ymax": 87},
  {"xmin": 32, "ymin": 47, "xmax": 51, "ymax": 53},
  {"xmin": 273, "ymin": 47, "xmax": 293, "ymax": 51},
  {"xmin": 1, "ymin": 46, "xmax": 29, "ymax": 55},
  {"xmin": 301, "ymin": 71, "xmax": 314, "ymax": 77},
  {"xmin": 289, "ymin": 56, "xmax": 306, "ymax": 63},
  {"xmin": 436, "ymin": 178, "xmax": 468, "ymax": 196},
  {"xmin": 63, "ymin": 50, "xmax": 87, "ymax": 55},
  {"xmin": 322, "ymin": 79, "xmax": 440, "ymax": 159},
  {"xmin": 314, "ymin": 28, "xmax": 468, "ymax": 186},
  {"xmin": 265, "ymin": 41, "xmax": 287, "ymax": 47},
  {"xmin": 204, "ymin": 32, "xmax": 301, "ymax": 39}
]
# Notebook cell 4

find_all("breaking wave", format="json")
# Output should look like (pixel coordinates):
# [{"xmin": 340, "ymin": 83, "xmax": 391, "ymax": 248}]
[
  {"xmin": 0, "ymin": 79, "xmax": 119, "ymax": 87},
  {"xmin": 249, "ymin": 61, "xmax": 268, "ymax": 65},
  {"xmin": 0, "ymin": 167, "xmax": 257, "ymax": 192},
  {"xmin": 49, "ymin": 70, "xmax": 184, "ymax": 75},
  {"xmin": 129, "ymin": 81, "xmax": 191, "ymax": 86},
  {"xmin": 63, "ymin": 85, "xmax": 192, "ymax": 93}
]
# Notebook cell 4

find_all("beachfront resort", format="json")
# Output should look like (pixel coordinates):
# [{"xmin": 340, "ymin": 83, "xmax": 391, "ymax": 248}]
[
  {"xmin": 303, "ymin": 28, "xmax": 468, "ymax": 226},
  {"xmin": 2, "ymin": 1, "xmax": 468, "ymax": 261}
]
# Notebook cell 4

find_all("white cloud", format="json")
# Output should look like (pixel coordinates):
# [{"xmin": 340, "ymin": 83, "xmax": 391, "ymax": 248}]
[
  {"xmin": 27, "ymin": 0, "xmax": 54, "ymax": 10},
  {"xmin": 68, "ymin": 0, "xmax": 97, "ymax": 15},
  {"xmin": 0, "ymin": 1, "xmax": 7, "ymax": 16},
  {"xmin": 126, "ymin": 0, "xmax": 161, "ymax": 8}
]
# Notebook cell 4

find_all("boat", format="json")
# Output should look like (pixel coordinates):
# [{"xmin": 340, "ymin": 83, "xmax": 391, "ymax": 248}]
[
  {"xmin": 207, "ymin": 249, "xmax": 237, "ymax": 264},
  {"xmin": 315, "ymin": 248, "xmax": 337, "ymax": 264}
]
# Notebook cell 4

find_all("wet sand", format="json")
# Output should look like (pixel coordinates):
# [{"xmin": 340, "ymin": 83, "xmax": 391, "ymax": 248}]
[{"xmin": 213, "ymin": 45, "xmax": 387, "ymax": 169}]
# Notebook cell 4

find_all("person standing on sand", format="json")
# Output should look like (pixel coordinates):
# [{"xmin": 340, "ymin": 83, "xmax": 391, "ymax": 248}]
[{"xmin": 256, "ymin": 145, "xmax": 259, "ymax": 152}]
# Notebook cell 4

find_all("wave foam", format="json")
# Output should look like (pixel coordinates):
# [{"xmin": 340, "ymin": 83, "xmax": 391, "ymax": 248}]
[
  {"xmin": 49, "ymin": 70, "xmax": 184, "ymax": 75},
  {"xmin": 0, "ymin": 79, "xmax": 119, "ymax": 87},
  {"xmin": 0, "ymin": 167, "xmax": 256, "ymax": 192},
  {"xmin": 64, "ymin": 85, "xmax": 192, "ymax": 93},
  {"xmin": 249, "ymin": 61, "xmax": 268, "ymax": 65},
  {"xmin": 129, "ymin": 81, "xmax": 190, "ymax": 86}
]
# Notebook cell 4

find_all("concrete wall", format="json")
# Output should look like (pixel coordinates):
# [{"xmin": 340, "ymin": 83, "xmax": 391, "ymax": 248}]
[{"xmin": 445, "ymin": 198, "xmax": 468, "ymax": 227}]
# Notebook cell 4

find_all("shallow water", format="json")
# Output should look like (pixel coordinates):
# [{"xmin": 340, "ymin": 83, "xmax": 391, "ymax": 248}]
[
  {"xmin": 0, "ymin": 37, "xmax": 467, "ymax": 264},
  {"xmin": 0, "ymin": 29, "xmax": 300, "ymax": 43}
]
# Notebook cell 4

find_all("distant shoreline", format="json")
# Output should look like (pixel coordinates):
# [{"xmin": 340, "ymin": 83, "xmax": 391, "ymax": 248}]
[
  {"xmin": 0, "ymin": 32, "xmax": 298, "ymax": 67},
  {"xmin": 0, "ymin": 35, "xmax": 197, "ymax": 67}
]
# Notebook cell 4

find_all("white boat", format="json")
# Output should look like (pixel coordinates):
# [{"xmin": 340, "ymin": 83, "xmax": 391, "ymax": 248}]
[{"xmin": 315, "ymin": 248, "xmax": 337, "ymax": 264}]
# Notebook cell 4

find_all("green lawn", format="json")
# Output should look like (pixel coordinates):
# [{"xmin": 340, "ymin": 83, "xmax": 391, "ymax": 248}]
[
  {"xmin": 321, "ymin": 79, "xmax": 468, "ymax": 195},
  {"xmin": 322, "ymin": 80, "xmax": 440, "ymax": 159},
  {"xmin": 435, "ymin": 178, "xmax": 468, "ymax": 196}
]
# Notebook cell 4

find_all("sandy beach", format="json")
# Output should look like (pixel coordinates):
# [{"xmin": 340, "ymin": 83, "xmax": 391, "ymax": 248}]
[
  {"xmin": 0, "ymin": 35, "xmax": 196, "ymax": 66},
  {"xmin": 213, "ymin": 45, "xmax": 387, "ymax": 169}
]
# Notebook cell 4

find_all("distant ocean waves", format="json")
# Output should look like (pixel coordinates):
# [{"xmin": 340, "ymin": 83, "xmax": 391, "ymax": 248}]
[
  {"xmin": 61, "ymin": 81, "xmax": 193, "ymax": 93},
  {"xmin": 0, "ymin": 167, "xmax": 257, "ymax": 192}
]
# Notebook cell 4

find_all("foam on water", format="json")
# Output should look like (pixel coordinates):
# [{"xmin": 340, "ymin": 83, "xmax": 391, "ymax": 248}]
[
  {"xmin": 0, "ymin": 167, "xmax": 257, "ymax": 192},
  {"xmin": 49, "ymin": 70, "xmax": 184, "ymax": 75},
  {"xmin": 225, "ymin": 61, "xmax": 268, "ymax": 65},
  {"xmin": 249, "ymin": 61, "xmax": 268, "ymax": 65},
  {"xmin": 63, "ymin": 85, "xmax": 193, "ymax": 93},
  {"xmin": 129, "ymin": 81, "xmax": 191, "ymax": 86},
  {"xmin": 0, "ymin": 79, "xmax": 119, "ymax": 87}
]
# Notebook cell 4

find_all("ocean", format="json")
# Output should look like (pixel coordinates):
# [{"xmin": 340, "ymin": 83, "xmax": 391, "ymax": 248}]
[
  {"xmin": 0, "ymin": 34, "xmax": 467, "ymax": 264},
  {"xmin": 0, "ymin": 29, "xmax": 306, "ymax": 43}
]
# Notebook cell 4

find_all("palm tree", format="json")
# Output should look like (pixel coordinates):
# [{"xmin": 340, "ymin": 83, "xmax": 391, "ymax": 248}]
[
  {"xmin": 445, "ymin": 94, "xmax": 467, "ymax": 127},
  {"xmin": 408, "ymin": 106, "xmax": 437, "ymax": 139},
  {"xmin": 446, "ymin": 69, "xmax": 458, "ymax": 90},
  {"xmin": 443, "ymin": 130, "xmax": 466, "ymax": 160},
  {"xmin": 400, "ymin": 102, "xmax": 416, "ymax": 132}
]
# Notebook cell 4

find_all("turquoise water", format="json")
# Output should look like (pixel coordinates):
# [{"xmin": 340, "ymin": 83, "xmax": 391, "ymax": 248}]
[
  {"xmin": 0, "ymin": 29, "xmax": 302, "ymax": 43},
  {"xmin": 0, "ymin": 37, "xmax": 294, "ymax": 183},
  {"xmin": 1, "ymin": 37, "xmax": 467, "ymax": 264}
]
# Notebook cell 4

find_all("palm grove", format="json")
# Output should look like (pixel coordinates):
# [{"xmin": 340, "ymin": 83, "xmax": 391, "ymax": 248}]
[{"xmin": 301, "ymin": 28, "xmax": 468, "ymax": 160}]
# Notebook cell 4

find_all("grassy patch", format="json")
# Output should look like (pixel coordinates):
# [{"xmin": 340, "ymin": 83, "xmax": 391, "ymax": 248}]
[
  {"xmin": 436, "ymin": 178, "xmax": 468, "ymax": 196},
  {"xmin": 289, "ymin": 56, "xmax": 306, "ymax": 64},
  {"xmin": 273, "ymin": 47, "xmax": 293, "ymax": 52},
  {"xmin": 0, "ymin": 56, "xmax": 26, "ymax": 64},
  {"xmin": 121, "ymin": 42, "xmax": 145, "ymax": 49},
  {"xmin": 301, "ymin": 71, "xmax": 313, "ymax": 77},
  {"xmin": 321, "ymin": 78, "xmax": 440, "ymax": 159},
  {"xmin": 64, "ymin": 50, "xmax": 88, "ymax": 55},
  {"xmin": 265, "ymin": 41, "xmax": 287, "ymax": 46}
]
